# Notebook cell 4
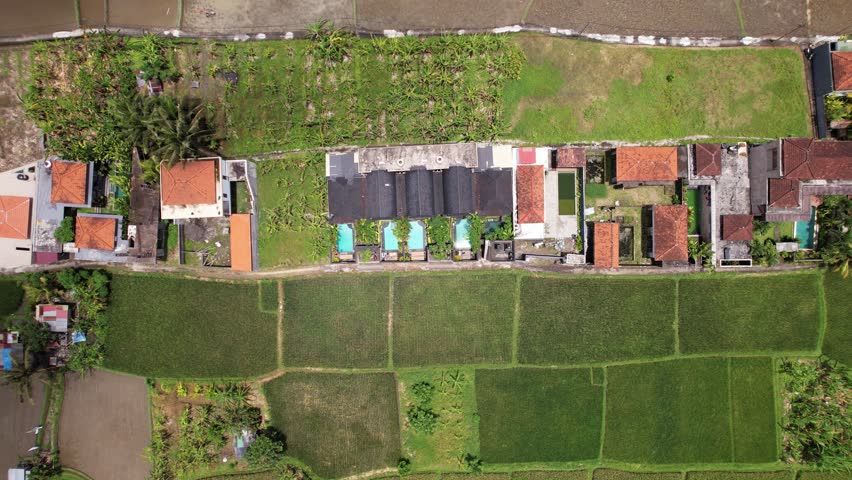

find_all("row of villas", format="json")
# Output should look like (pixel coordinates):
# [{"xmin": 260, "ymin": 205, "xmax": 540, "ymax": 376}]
[
  {"xmin": 0, "ymin": 155, "xmax": 258, "ymax": 272},
  {"xmin": 325, "ymin": 139, "xmax": 852, "ymax": 269}
]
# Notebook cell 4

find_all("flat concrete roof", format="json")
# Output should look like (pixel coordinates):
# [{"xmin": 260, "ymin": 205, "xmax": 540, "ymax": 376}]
[{"xmin": 357, "ymin": 143, "xmax": 478, "ymax": 173}]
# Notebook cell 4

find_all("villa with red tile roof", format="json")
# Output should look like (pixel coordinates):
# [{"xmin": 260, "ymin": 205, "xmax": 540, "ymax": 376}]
[
  {"xmin": 808, "ymin": 41, "xmax": 852, "ymax": 138},
  {"xmin": 593, "ymin": 222, "xmax": 619, "ymax": 269},
  {"xmin": 160, "ymin": 157, "xmax": 227, "ymax": 219},
  {"xmin": 50, "ymin": 160, "xmax": 91, "ymax": 206},
  {"xmin": 0, "ymin": 196, "xmax": 31, "ymax": 240},
  {"xmin": 721, "ymin": 214, "xmax": 754, "ymax": 242},
  {"xmin": 693, "ymin": 144, "xmax": 722, "ymax": 177},
  {"xmin": 832, "ymin": 51, "xmax": 852, "ymax": 92},
  {"xmin": 615, "ymin": 147, "xmax": 681, "ymax": 187},
  {"xmin": 75, "ymin": 215, "xmax": 117, "ymax": 251},
  {"xmin": 652, "ymin": 205, "xmax": 688, "ymax": 264}
]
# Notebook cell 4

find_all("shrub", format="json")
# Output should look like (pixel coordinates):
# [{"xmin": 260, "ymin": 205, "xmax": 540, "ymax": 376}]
[
  {"xmin": 54, "ymin": 217, "xmax": 75, "ymax": 243},
  {"xmin": 749, "ymin": 239, "xmax": 779, "ymax": 266},
  {"xmin": 463, "ymin": 453, "xmax": 483, "ymax": 473},
  {"xmin": 466, "ymin": 213, "xmax": 486, "ymax": 251},
  {"xmin": 753, "ymin": 218, "xmax": 771, "ymax": 236},
  {"xmin": 407, "ymin": 406, "xmax": 438, "ymax": 434},
  {"xmin": 355, "ymin": 219, "xmax": 380, "ymax": 246},
  {"xmin": 245, "ymin": 429, "xmax": 287, "ymax": 468},
  {"xmin": 398, "ymin": 457, "xmax": 412, "ymax": 476},
  {"xmin": 485, "ymin": 218, "xmax": 514, "ymax": 241},
  {"xmin": 394, "ymin": 218, "xmax": 412, "ymax": 255},
  {"xmin": 411, "ymin": 381, "xmax": 435, "ymax": 405},
  {"xmin": 427, "ymin": 216, "xmax": 452, "ymax": 260}
]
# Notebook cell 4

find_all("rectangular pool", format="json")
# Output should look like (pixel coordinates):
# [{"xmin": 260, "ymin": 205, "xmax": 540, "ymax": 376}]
[
  {"xmin": 795, "ymin": 207, "xmax": 816, "ymax": 249},
  {"xmin": 558, "ymin": 172, "xmax": 576, "ymax": 215},
  {"xmin": 454, "ymin": 218, "xmax": 471, "ymax": 250},
  {"xmin": 383, "ymin": 221, "xmax": 426, "ymax": 251},
  {"xmin": 336, "ymin": 224, "xmax": 354, "ymax": 253}
]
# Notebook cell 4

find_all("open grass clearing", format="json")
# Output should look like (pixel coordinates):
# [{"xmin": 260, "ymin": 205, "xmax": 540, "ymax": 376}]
[
  {"xmin": 0, "ymin": 277, "xmax": 22, "ymax": 316},
  {"xmin": 504, "ymin": 35, "xmax": 809, "ymax": 142},
  {"xmin": 822, "ymin": 271, "xmax": 852, "ymax": 365},
  {"xmin": 603, "ymin": 358, "xmax": 732, "ymax": 464},
  {"xmin": 678, "ymin": 273, "xmax": 821, "ymax": 355},
  {"xmin": 282, "ymin": 275, "xmax": 390, "ymax": 368},
  {"xmin": 392, "ymin": 273, "xmax": 516, "ymax": 367},
  {"xmin": 263, "ymin": 372, "xmax": 401, "ymax": 479},
  {"xmin": 258, "ymin": 280, "xmax": 279, "ymax": 313},
  {"xmin": 398, "ymin": 367, "xmax": 479, "ymax": 471},
  {"xmin": 103, "ymin": 273, "xmax": 277, "ymax": 378},
  {"xmin": 476, "ymin": 367, "xmax": 603, "ymax": 463},
  {"xmin": 518, "ymin": 277, "xmax": 676, "ymax": 365},
  {"xmin": 730, "ymin": 357, "xmax": 778, "ymax": 463}
]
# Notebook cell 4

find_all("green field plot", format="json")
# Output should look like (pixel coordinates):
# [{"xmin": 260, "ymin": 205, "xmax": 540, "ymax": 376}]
[
  {"xmin": 0, "ymin": 277, "xmax": 22, "ymax": 315},
  {"xmin": 443, "ymin": 474, "xmax": 510, "ymax": 480},
  {"xmin": 513, "ymin": 471, "xmax": 588, "ymax": 480},
  {"xmin": 103, "ymin": 274, "xmax": 277, "ymax": 378},
  {"xmin": 558, "ymin": 172, "xmax": 576, "ymax": 215},
  {"xmin": 398, "ymin": 368, "xmax": 479, "ymax": 470},
  {"xmin": 477, "ymin": 367, "xmax": 603, "ymax": 463},
  {"xmin": 504, "ymin": 35, "xmax": 809, "ymax": 142},
  {"xmin": 258, "ymin": 281, "xmax": 279, "ymax": 313},
  {"xmin": 603, "ymin": 358, "xmax": 732, "ymax": 464},
  {"xmin": 687, "ymin": 472, "xmax": 793, "ymax": 480},
  {"xmin": 282, "ymin": 275, "xmax": 389, "ymax": 368},
  {"xmin": 593, "ymin": 471, "xmax": 682, "ymax": 480},
  {"xmin": 678, "ymin": 274, "xmax": 821, "ymax": 354},
  {"xmin": 797, "ymin": 472, "xmax": 852, "ymax": 480},
  {"xmin": 264, "ymin": 372, "xmax": 401, "ymax": 478},
  {"xmin": 730, "ymin": 357, "xmax": 778, "ymax": 462},
  {"xmin": 392, "ymin": 273, "xmax": 515, "ymax": 367},
  {"xmin": 822, "ymin": 271, "xmax": 852, "ymax": 365},
  {"xmin": 518, "ymin": 277, "xmax": 676, "ymax": 365}
]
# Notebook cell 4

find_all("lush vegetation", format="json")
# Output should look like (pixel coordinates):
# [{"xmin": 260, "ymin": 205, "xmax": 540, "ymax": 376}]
[
  {"xmin": 476, "ymin": 367, "xmax": 603, "ymax": 462},
  {"xmin": 817, "ymin": 196, "xmax": 852, "ymax": 278},
  {"xmin": 822, "ymin": 272, "xmax": 852, "ymax": 366},
  {"xmin": 0, "ymin": 277, "xmax": 22, "ymax": 316},
  {"xmin": 258, "ymin": 281, "xmax": 279, "ymax": 314},
  {"xmin": 426, "ymin": 216, "xmax": 452, "ymax": 260},
  {"xmin": 684, "ymin": 474, "xmax": 791, "ymax": 480},
  {"xmin": 678, "ymin": 274, "xmax": 821, "ymax": 354},
  {"xmin": 504, "ymin": 35, "xmax": 809, "ymax": 142},
  {"xmin": 730, "ymin": 357, "xmax": 779, "ymax": 462},
  {"xmin": 779, "ymin": 358, "xmax": 850, "ymax": 470},
  {"xmin": 282, "ymin": 275, "xmax": 389, "ymax": 368},
  {"xmin": 103, "ymin": 274, "xmax": 277, "ymax": 377},
  {"xmin": 264, "ymin": 372, "xmax": 401, "ymax": 478},
  {"xmin": 518, "ymin": 277, "xmax": 676, "ymax": 364},
  {"xmin": 392, "ymin": 273, "xmax": 515, "ymax": 366}
]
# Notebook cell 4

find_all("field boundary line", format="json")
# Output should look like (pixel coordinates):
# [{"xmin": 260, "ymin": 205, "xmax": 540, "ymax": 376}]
[
  {"xmin": 727, "ymin": 357, "xmax": 735, "ymax": 462},
  {"xmin": 815, "ymin": 270, "xmax": 827, "ymax": 352},
  {"xmin": 598, "ymin": 366, "xmax": 608, "ymax": 463},
  {"xmin": 387, "ymin": 277, "xmax": 395, "ymax": 369},
  {"xmin": 673, "ymin": 279, "xmax": 680, "ymax": 355},
  {"xmin": 277, "ymin": 280, "xmax": 284, "ymax": 368},
  {"xmin": 772, "ymin": 357, "xmax": 784, "ymax": 460},
  {"xmin": 511, "ymin": 274, "xmax": 521, "ymax": 364}
]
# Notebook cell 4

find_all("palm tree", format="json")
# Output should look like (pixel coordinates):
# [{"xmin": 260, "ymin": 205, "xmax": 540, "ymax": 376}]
[
  {"xmin": 2, "ymin": 350, "xmax": 37, "ymax": 404},
  {"xmin": 149, "ymin": 97, "xmax": 219, "ymax": 167}
]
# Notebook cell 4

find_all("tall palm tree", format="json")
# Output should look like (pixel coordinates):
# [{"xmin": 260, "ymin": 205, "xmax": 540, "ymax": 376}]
[
  {"xmin": 2, "ymin": 350, "xmax": 37, "ymax": 404},
  {"xmin": 149, "ymin": 97, "xmax": 219, "ymax": 167}
]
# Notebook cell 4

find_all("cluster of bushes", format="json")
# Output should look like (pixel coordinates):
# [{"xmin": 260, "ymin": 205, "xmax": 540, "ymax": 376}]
[
  {"xmin": 406, "ymin": 381, "xmax": 438, "ymax": 434},
  {"xmin": 427, "ymin": 216, "xmax": 452, "ymax": 260}
]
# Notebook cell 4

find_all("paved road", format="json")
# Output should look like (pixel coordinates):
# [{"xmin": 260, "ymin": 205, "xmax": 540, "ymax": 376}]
[{"xmin": 1, "ymin": 0, "xmax": 850, "ymax": 40}]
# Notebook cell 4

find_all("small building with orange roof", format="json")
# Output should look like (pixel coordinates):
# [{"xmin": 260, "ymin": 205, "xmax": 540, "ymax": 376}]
[
  {"xmin": 652, "ymin": 205, "xmax": 688, "ymax": 265},
  {"xmin": 229, "ymin": 213, "xmax": 254, "ymax": 272},
  {"xmin": 50, "ymin": 160, "xmax": 92, "ymax": 206},
  {"xmin": 160, "ymin": 157, "xmax": 227, "ymax": 220},
  {"xmin": 593, "ymin": 222, "xmax": 620, "ymax": 268},
  {"xmin": 75, "ymin": 215, "xmax": 118, "ymax": 251},
  {"xmin": 615, "ymin": 147, "xmax": 681, "ymax": 187},
  {"xmin": 0, "ymin": 196, "xmax": 32, "ymax": 240}
]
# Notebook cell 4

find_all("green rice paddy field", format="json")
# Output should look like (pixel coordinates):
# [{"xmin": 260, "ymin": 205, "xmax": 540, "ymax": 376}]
[{"xmin": 99, "ymin": 270, "xmax": 851, "ymax": 479}]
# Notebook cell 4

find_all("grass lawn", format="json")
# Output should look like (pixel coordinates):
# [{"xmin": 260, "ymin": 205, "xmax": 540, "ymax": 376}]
[
  {"xmin": 512, "ymin": 472, "xmax": 588, "ymax": 480},
  {"xmin": 678, "ymin": 273, "xmax": 821, "ymax": 354},
  {"xmin": 258, "ymin": 280, "xmax": 279, "ymax": 313},
  {"xmin": 255, "ymin": 153, "xmax": 329, "ymax": 268},
  {"xmin": 754, "ymin": 222, "xmax": 796, "ymax": 244},
  {"xmin": 476, "ymin": 367, "xmax": 603, "ymax": 463},
  {"xmin": 103, "ymin": 274, "xmax": 277, "ymax": 378},
  {"xmin": 392, "ymin": 273, "xmax": 515, "ymax": 367},
  {"xmin": 593, "ymin": 471, "xmax": 682, "ymax": 480},
  {"xmin": 797, "ymin": 473, "xmax": 852, "ymax": 480},
  {"xmin": 263, "ymin": 372, "xmax": 401, "ymax": 479},
  {"xmin": 686, "ymin": 473, "xmax": 793, "ymax": 480},
  {"xmin": 398, "ymin": 367, "xmax": 479, "ymax": 471},
  {"xmin": 282, "ymin": 275, "xmax": 389, "ymax": 368},
  {"xmin": 729, "ymin": 357, "xmax": 778, "ymax": 463},
  {"xmin": 0, "ymin": 277, "xmax": 22, "ymax": 316},
  {"xmin": 822, "ymin": 271, "xmax": 852, "ymax": 365},
  {"xmin": 518, "ymin": 277, "xmax": 676, "ymax": 364},
  {"xmin": 603, "ymin": 358, "xmax": 732, "ymax": 464},
  {"xmin": 504, "ymin": 35, "xmax": 809, "ymax": 142}
]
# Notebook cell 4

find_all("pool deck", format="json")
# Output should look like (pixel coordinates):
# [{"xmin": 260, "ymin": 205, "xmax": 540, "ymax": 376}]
[{"xmin": 544, "ymin": 170, "xmax": 577, "ymax": 240}]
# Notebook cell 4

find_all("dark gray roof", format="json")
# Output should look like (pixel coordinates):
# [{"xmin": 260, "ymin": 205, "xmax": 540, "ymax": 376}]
[
  {"xmin": 405, "ymin": 168, "xmax": 435, "ymax": 218},
  {"xmin": 328, "ymin": 152, "xmax": 359, "ymax": 179},
  {"xmin": 432, "ymin": 170, "xmax": 445, "ymax": 215},
  {"xmin": 476, "ymin": 146, "xmax": 494, "ymax": 171},
  {"xmin": 812, "ymin": 43, "xmax": 834, "ymax": 138},
  {"xmin": 366, "ymin": 170, "xmax": 397, "ymax": 220},
  {"xmin": 328, "ymin": 176, "xmax": 366, "ymax": 224},
  {"xmin": 475, "ymin": 169, "xmax": 513, "ymax": 216},
  {"xmin": 443, "ymin": 166, "xmax": 475, "ymax": 217}
]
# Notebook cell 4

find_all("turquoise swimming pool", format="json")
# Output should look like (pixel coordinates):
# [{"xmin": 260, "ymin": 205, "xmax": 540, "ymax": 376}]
[
  {"xmin": 454, "ymin": 219, "xmax": 471, "ymax": 250},
  {"xmin": 337, "ymin": 224, "xmax": 354, "ymax": 253},
  {"xmin": 383, "ymin": 221, "xmax": 426, "ymax": 251},
  {"xmin": 795, "ymin": 207, "xmax": 816, "ymax": 249}
]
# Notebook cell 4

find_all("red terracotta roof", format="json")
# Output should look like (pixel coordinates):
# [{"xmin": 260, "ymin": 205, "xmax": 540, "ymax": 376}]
[
  {"xmin": 517, "ymin": 147, "xmax": 537, "ymax": 165},
  {"xmin": 0, "ymin": 196, "xmax": 31, "ymax": 240},
  {"xmin": 75, "ymin": 216, "xmax": 116, "ymax": 251},
  {"xmin": 768, "ymin": 178, "xmax": 801, "ymax": 208},
  {"xmin": 230, "ymin": 214, "xmax": 253, "ymax": 272},
  {"xmin": 593, "ymin": 222, "xmax": 619, "ymax": 268},
  {"xmin": 50, "ymin": 161, "xmax": 88, "ymax": 205},
  {"xmin": 556, "ymin": 147, "xmax": 586, "ymax": 168},
  {"xmin": 832, "ymin": 52, "xmax": 852, "ymax": 91},
  {"xmin": 161, "ymin": 159, "xmax": 218, "ymax": 206},
  {"xmin": 616, "ymin": 147, "xmax": 679, "ymax": 182},
  {"xmin": 653, "ymin": 205, "xmax": 688, "ymax": 262},
  {"xmin": 721, "ymin": 214, "xmax": 754, "ymax": 241},
  {"xmin": 782, "ymin": 138, "xmax": 852, "ymax": 180},
  {"xmin": 694, "ymin": 144, "xmax": 722, "ymax": 177},
  {"xmin": 516, "ymin": 165, "xmax": 544, "ymax": 224}
]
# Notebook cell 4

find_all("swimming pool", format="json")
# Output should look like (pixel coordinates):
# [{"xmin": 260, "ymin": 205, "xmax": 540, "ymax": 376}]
[
  {"xmin": 795, "ymin": 207, "xmax": 816, "ymax": 249},
  {"xmin": 454, "ymin": 218, "xmax": 471, "ymax": 250},
  {"xmin": 383, "ymin": 221, "xmax": 426, "ymax": 251},
  {"xmin": 337, "ymin": 224, "xmax": 354, "ymax": 253},
  {"xmin": 558, "ymin": 172, "xmax": 576, "ymax": 215}
]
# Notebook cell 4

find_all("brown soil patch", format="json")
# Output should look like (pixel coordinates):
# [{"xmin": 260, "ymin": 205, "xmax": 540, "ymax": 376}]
[
  {"xmin": 0, "ymin": 380, "xmax": 46, "ymax": 470},
  {"xmin": 59, "ymin": 370, "xmax": 151, "ymax": 480},
  {"xmin": 0, "ymin": 47, "xmax": 43, "ymax": 171}
]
